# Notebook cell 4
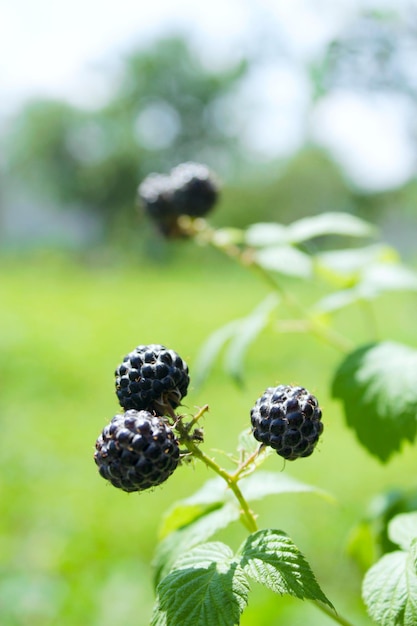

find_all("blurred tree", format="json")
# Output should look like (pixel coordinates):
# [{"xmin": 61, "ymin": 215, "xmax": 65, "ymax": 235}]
[
  {"xmin": 6, "ymin": 37, "xmax": 247, "ymax": 240},
  {"xmin": 305, "ymin": 7, "xmax": 417, "ymax": 242},
  {"xmin": 312, "ymin": 9, "xmax": 417, "ymax": 99},
  {"xmin": 5, "ymin": 12, "xmax": 417, "ymax": 254}
]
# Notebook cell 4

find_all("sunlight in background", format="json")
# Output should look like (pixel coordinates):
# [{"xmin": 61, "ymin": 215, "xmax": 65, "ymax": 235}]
[
  {"xmin": 1, "ymin": 0, "xmax": 416, "ymax": 190},
  {"xmin": 312, "ymin": 91, "xmax": 417, "ymax": 191}
]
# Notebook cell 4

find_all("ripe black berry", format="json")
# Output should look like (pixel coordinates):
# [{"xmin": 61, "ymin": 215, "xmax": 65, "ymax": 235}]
[
  {"xmin": 251, "ymin": 385, "xmax": 323, "ymax": 460},
  {"xmin": 94, "ymin": 410, "xmax": 180, "ymax": 492},
  {"xmin": 138, "ymin": 163, "xmax": 219, "ymax": 237},
  {"xmin": 138, "ymin": 173, "xmax": 181, "ymax": 237},
  {"xmin": 115, "ymin": 344, "xmax": 189, "ymax": 414},
  {"xmin": 170, "ymin": 162, "xmax": 219, "ymax": 218}
]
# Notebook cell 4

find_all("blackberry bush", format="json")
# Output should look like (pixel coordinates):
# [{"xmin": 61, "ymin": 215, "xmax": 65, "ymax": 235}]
[
  {"xmin": 250, "ymin": 385, "xmax": 324, "ymax": 460},
  {"xmin": 94, "ymin": 409, "xmax": 180, "ymax": 492},
  {"xmin": 115, "ymin": 344, "xmax": 189, "ymax": 414},
  {"xmin": 95, "ymin": 162, "xmax": 417, "ymax": 626}
]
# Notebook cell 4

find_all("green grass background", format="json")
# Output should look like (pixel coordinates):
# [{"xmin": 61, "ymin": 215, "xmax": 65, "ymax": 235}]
[{"xmin": 1, "ymin": 247, "xmax": 416, "ymax": 626}]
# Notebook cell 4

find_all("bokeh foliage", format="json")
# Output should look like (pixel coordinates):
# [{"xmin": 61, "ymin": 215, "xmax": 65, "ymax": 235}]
[
  {"xmin": 3, "ymin": 8, "xmax": 417, "ymax": 253},
  {"xmin": 5, "ymin": 37, "xmax": 246, "ymax": 237}
]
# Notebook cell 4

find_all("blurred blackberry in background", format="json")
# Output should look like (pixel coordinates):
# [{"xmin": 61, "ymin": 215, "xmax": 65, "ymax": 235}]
[
  {"xmin": 138, "ymin": 173, "xmax": 180, "ymax": 237},
  {"xmin": 170, "ymin": 162, "xmax": 219, "ymax": 218},
  {"xmin": 251, "ymin": 385, "xmax": 323, "ymax": 461},
  {"xmin": 95, "ymin": 410, "xmax": 180, "ymax": 492},
  {"xmin": 138, "ymin": 162, "xmax": 219, "ymax": 237},
  {"xmin": 115, "ymin": 344, "xmax": 189, "ymax": 414}
]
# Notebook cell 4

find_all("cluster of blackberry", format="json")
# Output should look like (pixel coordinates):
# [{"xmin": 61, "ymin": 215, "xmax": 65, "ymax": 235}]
[
  {"xmin": 94, "ymin": 343, "xmax": 324, "ymax": 492},
  {"xmin": 94, "ymin": 344, "xmax": 189, "ymax": 492},
  {"xmin": 138, "ymin": 162, "xmax": 219, "ymax": 237}
]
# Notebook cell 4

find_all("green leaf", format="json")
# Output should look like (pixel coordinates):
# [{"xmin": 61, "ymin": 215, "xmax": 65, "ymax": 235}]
[
  {"xmin": 388, "ymin": 513, "xmax": 417, "ymax": 551},
  {"xmin": 168, "ymin": 541, "xmax": 235, "ymax": 570},
  {"xmin": 245, "ymin": 222, "xmax": 288, "ymax": 247},
  {"xmin": 359, "ymin": 263, "xmax": 417, "ymax": 297},
  {"xmin": 255, "ymin": 245, "xmax": 313, "ymax": 278},
  {"xmin": 314, "ymin": 244, "xmax": 397, "ymax": 286},
  {"xmin": 160, "ymin": 475, "xmax": 255, "ymax": 541},
  {"xmin": 313, "ymin": 288, "xmax": 361, "ymax": 315},
  {"xmin": 332, "ymin": 341, "xmax": 417, "ymax": 461},
  {"xmin": 194, "ymin": 295, "xmax": 279, "ymax": 387},
  {"xmin": 151, "ymin": 600, "xmax": 167, "ymax": 626},
  {"xmin": 193, "ymin": 320, "xmax": 241, "ymax": 388},
  {"xmin": 153, "ymin": 502, "xmax": 240, "ymax": 588},
  {"xmin": 237, "ymin": 428, "xmax": 263, "ymax": 458},
  {"xmin": 224, "ymin": 294, "xmax": 278, "ymax": 384},
  {"xmin": 245, "ymin": 213, "xmax": 376, "ymax": 247},
  {"xmin": 239, "ymin": 471, "xmax": 333, "ymax": 503},
  {"xmin": 288, "ymin": 212, "xmax": 376, "ymax": 242},
  {"xmin": 239, "ymin": 529, "xmax": 333, "ymax": 607},
  {"xmin": 153, "ymin": 471, "xmax": 331, "ymax": 589},
  {"xmin": 155, "ymin": 542, "xmax": 249, "ymax": 626},
  {"xmin": 314, "ymin": 261, "xmax": 417, "ymax": 315},
  {"xmin": 362, "ymin": 541, "xmax": 417, "ymax": 626},
  {"xmin": 158, "ymin": 502, "xmax": 226, "ymax": 540},
  {"xmin": 173, "ymin": 477, "xmax": 229, "ymax": 506}
]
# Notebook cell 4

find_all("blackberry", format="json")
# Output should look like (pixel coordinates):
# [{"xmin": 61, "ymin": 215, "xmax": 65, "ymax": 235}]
[
  {"xmin": 170, "ymin": 162, "xmax": 219, "ymax": 218},
  {"xmin": 251, "ymin": 385, "xmax": 323, "ymax": 461},
  {"xmin": 138, "ymin": 173, "xmax": 174, "ymax": 220},
  {"xmin": 137, "ymin": 173, "xmax": 180, "ymax": 238},
  {"xmin": 94, "ymin": 410, "xmax": 180, "ymax": 492},
  {"xmin": 115, "ymin": 344, "xmax": 189, "ymax": 414}
]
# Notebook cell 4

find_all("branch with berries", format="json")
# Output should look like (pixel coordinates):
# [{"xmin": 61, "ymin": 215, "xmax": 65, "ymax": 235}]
[
  {"xmin": 93, "ymin": 163, "xmax": 417, "ymax": 626},
  {"xmin": 93, "ymin": 343, "xmax": 351, "ymax": 626}
]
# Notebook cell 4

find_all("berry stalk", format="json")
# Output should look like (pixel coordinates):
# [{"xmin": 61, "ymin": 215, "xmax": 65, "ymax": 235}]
[
  {"xmin": 174, "ymin": 417, "xmax": 258, "ymax": 533},
  {"xmin": 188, "ymin": 219, "xmax": 354, "ymax": 354}
]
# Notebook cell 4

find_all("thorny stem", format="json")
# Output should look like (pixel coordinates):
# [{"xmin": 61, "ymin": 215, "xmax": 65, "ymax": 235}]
[
  {"xmin": 231, "ymin": 443, "xmax": 267, "ymax": 481},
  {"xmin": 174, "ymin": 417, "xmax": 258, "ymax": 533},
  {"xmin": 184, "ymin": 403, "xmax": 210, "ymax": 433}
]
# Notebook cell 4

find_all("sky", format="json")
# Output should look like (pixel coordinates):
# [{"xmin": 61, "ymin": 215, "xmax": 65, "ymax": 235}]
[{"xmin": 1, "ymin": 0, "xmax": 416, "ymax": 192}]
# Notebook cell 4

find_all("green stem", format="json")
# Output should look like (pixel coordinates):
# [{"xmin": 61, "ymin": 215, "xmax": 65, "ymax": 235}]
[
  {"xmin": 231, "ymin": 444, "xmax": 266, "ymax": 481},
  {"xmin": 247, "ymin": 257, "xmax": 354, "ymax": 353},
  {"xmin": 202, "ymin": 225, "xmax": 354, "ymax": 354},
  {"xmin": 184, "ymin": 403, "xmax": 210, "ymax": 432},
  {"xmin": 175, "ymin": 419, "xmax": 258, "ymax": 533}
]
